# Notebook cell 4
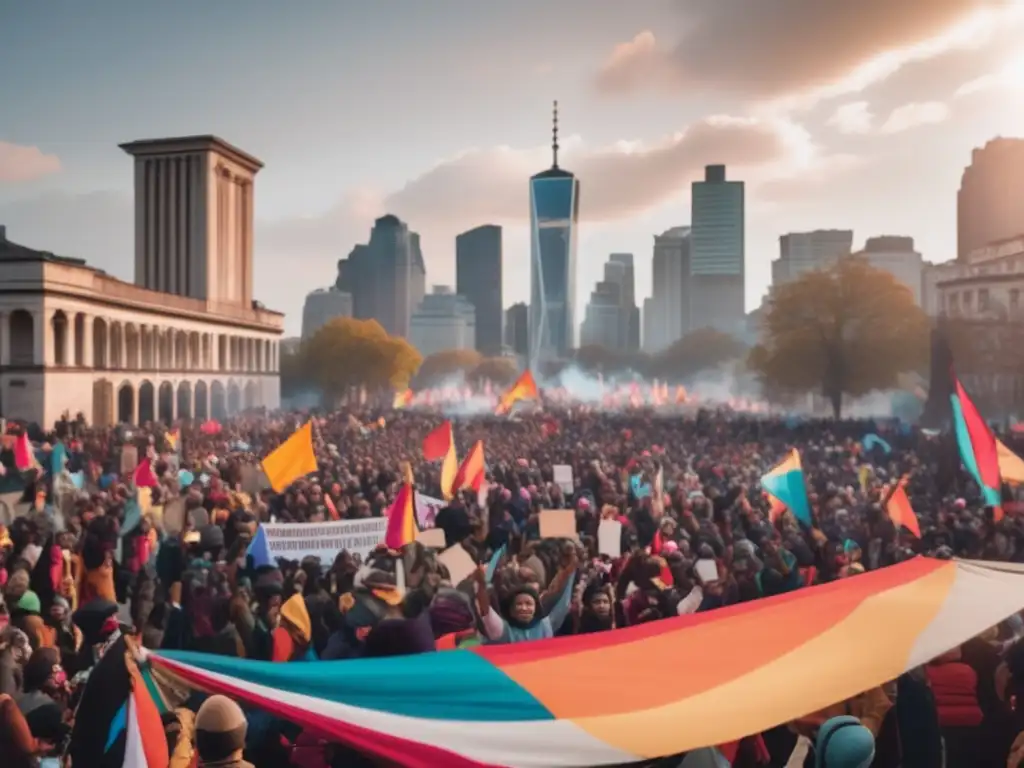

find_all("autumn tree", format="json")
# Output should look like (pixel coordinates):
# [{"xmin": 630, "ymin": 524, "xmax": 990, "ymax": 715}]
[
  {"xmin": 748, "ymin": 257, "xmax": 929, "ymax": 418},
  {"xmin": 414, "ymin": 349, "xmax": 482, "ymax": 385},
  {"xmin": 303, "ymin": 317, "xmax": 421, "ymax": 401},
  {"xmin": 648, "ymin": 327, "xmax": 746, "ymax": 379},
  {"xmin": 469, "ymin": 356, "xmax": 519, "ymax": 386}
]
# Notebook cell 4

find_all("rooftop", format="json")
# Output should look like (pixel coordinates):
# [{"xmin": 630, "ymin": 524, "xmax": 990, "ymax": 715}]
[{"xmin": 119, "ymin": 134, "xmax": 264, "ymax": 173}]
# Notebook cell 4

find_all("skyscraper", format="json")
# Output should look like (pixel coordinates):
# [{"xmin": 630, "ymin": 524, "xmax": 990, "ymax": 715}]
[
  {"xmin": 456, "ymin": 224, "xmax": 503, "ymax": 355},
  {"xmin": 608, "ymin": 253, "xmax": 640, "ymax": 350},
  {"xmin": 505, "ymin": 302, "xmax": 528, "ymax": 358},
  {"xmin": 772, "ymin": 230, "xmax": 853, "ymax": 287},
  {"xmin": 301, "ymin": 288, "xmax": 353, "ymax": 339},
  {"xmin": 580, "ymin": 254, "xmax": 639, "ymax": 350},
  {"xmin": 646, "ymin": 227, "xmax": 690, "ymax": 352},
  {"xmin": 409, "ymin": 286, "xmax": 476, "ymax": 357},
  {"xmin": 335, "ymin": 214, "xmax": 426, "ymax": 338},
  {"xmin": 690, "ymin": 165, "xmax": 744, "ymax": 334},
  {"xmin": 529, "ymin": 101, "xmax": 580, "ymax": 364},
  {"xmin": 958, "ymin": 138, "xmax": 1024, "ymax": 262}
]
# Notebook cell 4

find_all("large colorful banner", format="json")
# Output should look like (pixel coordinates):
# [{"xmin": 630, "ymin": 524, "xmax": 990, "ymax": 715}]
[
  {"xmin": 148, "ymin": 558, "xmax": 1024, "ymax": 768},
  {"xmin": 260, "ymin": 518, "xmax": 387, "ymax": 563}
]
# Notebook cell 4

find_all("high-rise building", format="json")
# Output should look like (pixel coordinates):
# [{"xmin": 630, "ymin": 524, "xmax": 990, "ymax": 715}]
[
  {"xmin": 456, "ymin": 225, "xmax": 503, "ymax": 355},
  {"xmin": 301, "ymin": 288, "xmax": 353, "ymax": 339},
  {"xmin": 853, "ymin": 236, "xmax": 924, "ymax": 305},
  {"xmin": 580, "ymin": 254, "xmax": 640, "ymax": 350},
  {"xmin": 958, "ymin": 138, "xmax": 1024, "ymax": 262},
  {"xmin": 646, "ymin": 227, "xmax": 691, "ymax": 352},
  {"xmin": 529, "ymin": 101, "xmax": 580, "ymax": 364},
  {"xmin": 505, "ymin": 302, "xmax": 528, "ymax": 357},
  {"xmin": 335, "ymin": 214, "xmax": 426, "ymax": 338},
  {"xmin": 409, "ymin": 285, "xmax": 476, "ymax": 358},
  {"xmin": 690, "ymin": 165, "xmax": 744, "ymax": 334},
  {"xmin": 772, "ymin": 230, "xmax": 854, "ymax": 287}
]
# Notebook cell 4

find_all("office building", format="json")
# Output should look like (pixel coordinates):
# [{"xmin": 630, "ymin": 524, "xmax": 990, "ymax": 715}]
[
  {"xmin": 505, "ymin": 302, "xmax": 528, "ymax": 357},
  {"xmin": 852, "ymin": 236, "xmax": 925, "ymax": 305},
  {"xmin": 580, "ymin": 254, "xmax": 640, "ymax": 350},
  {"xmin": 690, "ymin": 165, "xmax": 745, "ymax": 334},
  {"xmin": 456, "ymin": 224, "xmax": 503, "ymax": 355},
  {"xmin": 335, "ymin": 214, "xmax": 426, "ymax": 339},
  {"xmin": 772, "ymin": 230, "xmax": 854, "ymax": 287},
  {"xmin": 529, "ymin": 101, "xmax": 579, "ymax": 364},
  {"xmin": 301, "ymin": 288, "xmax": 353, "ymax": 339},
  {"xmin": 409, "ymin": 286, "xmax": 476, "ymax": 358},
  {"xmin": 608, "ymin": 253, "xmax": 640, "ymax": 350},
  {"xmin": 645, "ymin": 227, "xmax": 691, "ymax": 352},
  {"xmin": 958, "ymin": 138, "xmax": 1024, "ymax": 262}
]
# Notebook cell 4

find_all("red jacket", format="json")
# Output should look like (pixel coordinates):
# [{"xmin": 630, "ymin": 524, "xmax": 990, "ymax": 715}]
[{"xmin": 926, "ymin": 657, "xmax": 983, "ymax": 727}]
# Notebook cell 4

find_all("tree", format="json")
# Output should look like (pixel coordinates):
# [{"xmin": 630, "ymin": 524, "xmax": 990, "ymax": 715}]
[
  {"xmin": 414, "ymin": 349, "xmax": 482, "ymax": 385},
  {"xmin": 469, "ymin": 356, "xmax": 519, "ymax": 386},
  {"xmin": 303, "ymin": 317, "xmax": 421, "ymax": 400},
  {"xmin": 748, "ymin": 257, "xmax": 929, "ymax": 418},
  {"xmin": 648, "ymin": 327, "xmax": 746, "ymax": 379}
]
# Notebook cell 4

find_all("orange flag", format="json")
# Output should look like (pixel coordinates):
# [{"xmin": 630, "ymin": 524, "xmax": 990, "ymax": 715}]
[
  {"xmin": 496, "ymin": 370, "xmax": 539, "ymax": 415},
  {"xmin": 423, "ymin": 421, "xmax": 459, "ymax": 500},
  {"xmin": 261, "ymin": 422, "xmax": 318, "ymax": 493},
  {"xmin": 885, "ymin": 477, "xmax": 921, "ymax": 539},
  {"xmin": 384, "ymin": 483, "xmax": 417, "ymax": 550},
  {"xmin": 450, "ymin": 440, "xmax": 485, "ymax": 497}
]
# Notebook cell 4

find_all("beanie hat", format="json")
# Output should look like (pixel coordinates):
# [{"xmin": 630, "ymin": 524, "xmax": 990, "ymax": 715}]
[
  {"xmin": 815, "ymin": 715, "xmax": 875, "ymax": 768},
  {"xmin": 15, "ymin": 590, "xmax": 41, "ymax": 615},
  {"xmin": 195, "ymin": 694, "xmax": 247, "ymax": 762}
]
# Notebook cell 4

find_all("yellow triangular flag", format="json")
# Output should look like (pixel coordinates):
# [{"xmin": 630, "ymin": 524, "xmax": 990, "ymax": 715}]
[
  {"xmin": 261, "ymin": 422, "xmax": 318, "ymax": 492},
  {"xmin": 997, "ymin": 439, "xmax": 1024, "ymax": 485}
]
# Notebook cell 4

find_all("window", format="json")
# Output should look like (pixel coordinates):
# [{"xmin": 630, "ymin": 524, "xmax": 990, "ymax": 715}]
[
  {"xmin": 979, "ymin": 288, "xmax": 990, "ymax": 310},
  {"xmin": 963, "ymin": 291, "xmax": 973, "ymax": 311},
  {"xmin": 949, "ymin": 292, "xmax": 959, "ymax": 313}
]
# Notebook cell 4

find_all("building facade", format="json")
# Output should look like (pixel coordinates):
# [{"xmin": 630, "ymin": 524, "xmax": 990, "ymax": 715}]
[
  {"xmin": 335, "ymin": 215, "xmax": 426, "ymax": 339},
  {"xmin": 645, "ymin": 227, "xmax": 690, "ymax": 353},
  {"xmin": 852, "ymin": 236, "xmax": 924, "ymax": 305},
  {"xmin": 772, "ymin": 230, "xmax": 854, "ymax": 287},
  {"xmin": 580, "ymin": 254, "xmax": 639, "ymax": 350},
  {"xmin": 301, "ymin": 288, "xmax": 353, "ymax": 339},
  {"xmin": 505, "ymin": 302, "xmax": 528, "ymax": 358},
  {"xmin": 690, "ymin": 165, "xmax": 745, "ymax": 334},
  {"xmin": 455, "ymin": 225, "xmax": 503, "ymax": 355},
  {"xmin": 958, "ymin": 138, "xmax": 1024, "ymax": 262},
  {"xmin": 409, "ymin": 286, "xmax": 476, "ymax": 358},
  {"xmin": 0, "ymin": 136, "xmax": 283, "ymax": 428},
  {"xmin": 529, "ymin": 102, "xmax": 579, "ymax": 365}
]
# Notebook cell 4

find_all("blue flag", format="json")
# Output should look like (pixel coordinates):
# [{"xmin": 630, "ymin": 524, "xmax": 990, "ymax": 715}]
[{"xmin": 247, "ymin": 525, "xmax": 274, "ymax": 569}]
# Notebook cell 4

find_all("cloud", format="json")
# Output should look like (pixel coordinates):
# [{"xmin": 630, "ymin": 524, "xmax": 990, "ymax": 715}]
[
  {"xmin": 956, "ymin": 52, "xmax": 1024, "ymax": 95},
  {"xmin": 825, "ymin": 100, "xmax": 950, "ymax": 135},
  {"xmin": 879, "ymin": 101, "xmax": 951, "ymax": 133},
  {"xmin": 827, "ymin": 102, "xmax": 874, "ymax": 135},
  {"xmin": 0, "ymin": 141, "xmax": 61, "ymax": 182},
  {"xmin": 595, "ymin": 0, "xmax": 1019, "ymax": 106}
]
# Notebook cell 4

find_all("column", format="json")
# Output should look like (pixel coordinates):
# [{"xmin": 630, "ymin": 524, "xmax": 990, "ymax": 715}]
[
  {"xmin": 132, "ymin": 385, "xmax": 140, "ymax": 425},
  {"xmin": 32, "ymin": 310, "xmax": 46, "ymax": 366},
  {"xmin": 0, "ymin": 311, "xmax": 8, "ymax": 366},
  {"xmin": 82, "ymin": 314, "xmax": 93, "ymax": 369}
]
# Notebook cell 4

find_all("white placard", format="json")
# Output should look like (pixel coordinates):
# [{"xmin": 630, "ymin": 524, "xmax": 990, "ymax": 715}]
[
  {"xmin": 553, "ymin": 464, "xmax": 574, "ymax": 494},
  {"xmin": 260, "ymin": 517, "xmax": 388, "ymax": 563},
  {"xmin": 695, "ymin": 558, "xmax": 719, "ymax": 584},
  {"xmin": 598, "ymin": 519, "xmax": 622, "ymax": 558},
  {"xmin": 438, "ymin": 543, "xmax": 477, "ymax": 586},
  {"xmin": 415, "ymin": 493, "xmax": 445, "ymax": 529}
]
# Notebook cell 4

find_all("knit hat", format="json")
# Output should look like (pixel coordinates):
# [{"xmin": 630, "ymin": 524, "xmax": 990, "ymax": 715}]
[
  {"xmin": 195, "ymin": 695, "xmax": 247, "ymax": 763},
  {"xmin": 815, "ymin": 715, "xmax": 875, "ymax": 768},
  {"xmin": 15, "ymin": 590, "xmax": 41, "ymax": 615},
  {"xmin": 280, "ymin": 593, "xmax": 311, "ymax": 643}
]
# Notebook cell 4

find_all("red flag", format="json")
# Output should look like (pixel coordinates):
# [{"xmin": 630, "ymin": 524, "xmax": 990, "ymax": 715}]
[
  {"xmin": 885, "ymin": 477, "xmax": 921, "ymax": 538},
  {"xmin": 14, "ymin": 433, "xmax": 37, "ymax": 472},
  {"xmin": 384, "ymin": 483, "xmax": 417, "ymax": 550},
  {"xmin": 324, "ymin": 494, "xmax": 340, "ymax": 521},
  {"xmin": 450, "ymin": 440, "xmax": 485, "ymax": 496},
  {"xmin": 422, "ymin": 421, "xmax": 453, "ymax": 461},
  {"xmin": 133, "ymin": 458, "xmax": 158, "ymax": 489}
]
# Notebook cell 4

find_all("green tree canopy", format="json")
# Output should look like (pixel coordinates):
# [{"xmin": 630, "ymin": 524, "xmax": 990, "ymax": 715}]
[
  {"xmin": 302, "ymin": 317, "xmax": 421, "ymax": 400},
  {"xmin": 748, "ymin": 257, "xmax": 929, "ymax": 417}
]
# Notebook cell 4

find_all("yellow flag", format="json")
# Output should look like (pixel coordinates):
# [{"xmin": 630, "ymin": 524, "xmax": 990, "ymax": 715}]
[
  {"xmin": 262, "ymin": 422, "xmax": 318, "ymax": 492},
  {"xmin": 998, "ymin": 439, "xmax": 1024, "ymax": 485}
]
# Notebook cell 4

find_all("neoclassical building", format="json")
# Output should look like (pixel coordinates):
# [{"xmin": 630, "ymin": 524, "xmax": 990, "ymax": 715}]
[{"xmin": 0, "ymin": 135, "xmax": 283, "ymax": 427}]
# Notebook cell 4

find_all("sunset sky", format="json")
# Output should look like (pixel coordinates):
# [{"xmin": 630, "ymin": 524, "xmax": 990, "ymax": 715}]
[{"xmin": 3, "ymin": 0, "xmax": 1024, "ymax": 336}]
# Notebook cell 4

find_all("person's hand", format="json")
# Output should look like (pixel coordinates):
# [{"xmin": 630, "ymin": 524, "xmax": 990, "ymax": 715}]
[{"xmin": 35, "ymin": 739, "xmax": 56, "ymax": 755}]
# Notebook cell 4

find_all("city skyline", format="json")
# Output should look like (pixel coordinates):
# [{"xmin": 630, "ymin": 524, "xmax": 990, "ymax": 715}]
[{"xmin": 3, "ymin": 1, "xmax": 1024, "ymax": 335}]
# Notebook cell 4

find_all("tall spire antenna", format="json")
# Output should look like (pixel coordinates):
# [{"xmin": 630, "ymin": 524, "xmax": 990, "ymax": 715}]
[{"xmin": 552, "ymin": 100, "xmax": 560, "ymax": 169}]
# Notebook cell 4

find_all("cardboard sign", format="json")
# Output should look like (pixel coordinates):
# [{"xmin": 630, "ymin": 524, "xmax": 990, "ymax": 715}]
[
  {"xmin": 438, "ymin": 543, "xmax": 476, "ymax": 585},
  {"xmin": 598, "ymin": 519, "xmax": 622, "ymax": 558},
  {"xmin": 120, "ymin": 445, "xmax": 139, "ymax": 475},
  {"xmin": 553, "ymin": 464, "xmax": 574, "ymax": 494},
  {"xmin": 539, "ymin": 509, "xmax": 576, "ymax": 540},
  {"xmin": 416, "ymin": 528, "xmax": 447, "ymax": 549}
]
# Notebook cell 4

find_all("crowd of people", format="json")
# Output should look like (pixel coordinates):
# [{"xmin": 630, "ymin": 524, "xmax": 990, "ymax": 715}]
[{"xmin": 1, "ymin": 403, "xmax": 1024, "ymax": 767}]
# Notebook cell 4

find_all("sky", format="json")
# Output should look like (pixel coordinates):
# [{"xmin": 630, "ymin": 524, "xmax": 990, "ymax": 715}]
[{"xmin": 3, "ymin": 0, "xmax": 1024, "ymax": 337}]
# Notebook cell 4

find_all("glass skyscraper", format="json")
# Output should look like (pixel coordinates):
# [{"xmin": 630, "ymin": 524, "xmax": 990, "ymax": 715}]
[{"xmin": 529, "ymin": 102, "xmax": 579, "ymax": 365}]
